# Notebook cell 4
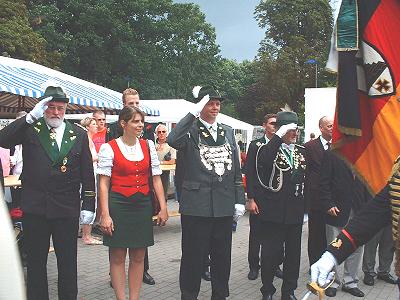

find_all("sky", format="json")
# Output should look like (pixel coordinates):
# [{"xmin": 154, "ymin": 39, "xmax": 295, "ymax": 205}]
[{"xmin": 174, "ymin": 0, "xmax": 265, "ymax": 62}]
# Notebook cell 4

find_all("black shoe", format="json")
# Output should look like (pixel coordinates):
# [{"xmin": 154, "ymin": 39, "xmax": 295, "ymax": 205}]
[
  {"xmin": 377, "ymin": 273, "xmax": 397, "ymax": 284},
  {"xmin": 201, "ymin": 270, "xmax": 211, "ymax": 281},
  {"xmin": 275, "ymin": 266, "xmax": 283, "ymax": 279},
  {"xmin": 247, "ymin": 268, "xmax": 259, "ymax": 280},
  {"xmin": 143, "ymin": 271, "xmax": 155, "ymax": 285},
  {"xmin": 281, "ymin": 294, "xmax": 297, "ymax": 300},
  {"xmin": 363, "ymin": 273, "xmax": 375, "ymax": 286},
  {"xmin": 325, "ymin": 287, "xmax": 337, "ymax": 297},
  {"xmin": 341, "ymin": 286, "xmax": 364, "ymax": 297},
  {"xmin": 262, "ymin": 294, "xmax": 273, "ymax": 300}
]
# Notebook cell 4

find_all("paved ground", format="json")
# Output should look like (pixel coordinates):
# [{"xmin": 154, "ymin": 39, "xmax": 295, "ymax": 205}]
[{"xmin": 45, "ymin": 201, "xmax": 398, "ymax": 299}]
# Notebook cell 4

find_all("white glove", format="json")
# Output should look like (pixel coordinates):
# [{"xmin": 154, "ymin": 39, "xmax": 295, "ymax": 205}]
[
  {"xmin": 275, "ymin": 123, "xmax": 297, "ymax": 138},
  {"xmin": 310, "ymin": 251, "xmax": 337, "ymax": 287},
  {"xmin": 80, "ymin": 210, "xmax": 95, "ymax": 225},
  {"xmin": 190, "ymin": 94, "xmax": 210, "ymax": 117},
  {"xmin": 27, "ymin": 96, "xmax": 53, "ymax": 123},
  {"xmin": 233, "ymin": 204, "xmax": 246, "ymax": 222}
]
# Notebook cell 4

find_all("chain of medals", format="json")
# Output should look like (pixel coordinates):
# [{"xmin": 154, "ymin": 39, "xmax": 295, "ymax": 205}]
[{"xmin": 199, "ymin": 141, "xmax": 233, "ymax": 181}]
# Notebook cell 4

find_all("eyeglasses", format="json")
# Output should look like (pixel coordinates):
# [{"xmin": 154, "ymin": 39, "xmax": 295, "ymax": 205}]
[
  {"xmin": 47, "ymin": 106, "xmax": 66, "ymax": 112},
  {"xmin": 157, "ymin": 130, "xmax": 166, "ymax": 133}
]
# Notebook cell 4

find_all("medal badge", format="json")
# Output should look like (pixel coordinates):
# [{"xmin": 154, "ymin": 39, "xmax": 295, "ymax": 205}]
[{"xmin": 60, "ymin": 157, "xmax": 68, "ymax": 173}]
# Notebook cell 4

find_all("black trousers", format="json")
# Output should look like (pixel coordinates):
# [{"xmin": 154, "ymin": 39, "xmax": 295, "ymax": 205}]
[
  {"xmin": 307, "ymin": 209, "xmax": 327, "ymax": 266},
  {"xmin": 180, "ymin": 215, "xmax": 232, "ymax": 300},
  {"xmin": 259, "ymin": 221, "xmax": 302, "ymax": 297},
  {"xmin": 248, "ymin": 213, "xmax": 261, "ymax": 270},
  {"xmin": 24, "ymin": 214, "xmax": 79, "ymax": 300}
]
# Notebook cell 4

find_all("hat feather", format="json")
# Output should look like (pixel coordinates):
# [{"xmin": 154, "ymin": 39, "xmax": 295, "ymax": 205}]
[
  {"xmin": 192, "ymin": 86, "xmax": 202, "ymax": 98},
  {"xmin": 280, "ymin": 104, "xmax": 292, "ymax": 112}
]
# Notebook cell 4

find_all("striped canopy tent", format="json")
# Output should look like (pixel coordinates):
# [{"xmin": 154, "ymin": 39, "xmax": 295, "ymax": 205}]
[{"xmin": 0, "ymin": 56, "xmax": 160, "ymax": 118}]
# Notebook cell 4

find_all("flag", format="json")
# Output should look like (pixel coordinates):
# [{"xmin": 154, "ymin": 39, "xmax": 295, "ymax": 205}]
[{"xmin": 329, "ymin": 0, "xmax": 400, "ymax": 195}]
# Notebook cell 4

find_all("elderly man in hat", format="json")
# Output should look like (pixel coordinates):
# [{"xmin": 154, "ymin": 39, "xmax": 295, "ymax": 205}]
[
  {"xmin": 250, "ymin": 110, "xmax": 306, "ymax": 300},
  {"xmin": 168, "ymin": 86, "xmax": 246, "ymax": 300},
  {"xmin": 0, "ymin": 86, "xmax": 95, "ymax": 300}
]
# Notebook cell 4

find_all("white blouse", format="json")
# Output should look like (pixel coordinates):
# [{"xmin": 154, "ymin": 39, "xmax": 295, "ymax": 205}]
[{"xmin": 97, "ymin": 137, "xmax": 162, "ymax": 177}]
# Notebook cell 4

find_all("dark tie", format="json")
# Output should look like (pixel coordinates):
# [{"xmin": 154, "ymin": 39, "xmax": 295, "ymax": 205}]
[{"xmin": 326, "ymin": 142, "xmax": 331, "ymax": 150}]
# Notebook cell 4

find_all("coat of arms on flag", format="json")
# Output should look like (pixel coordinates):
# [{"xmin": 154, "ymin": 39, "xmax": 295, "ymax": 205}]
[{"xmin": 328, "ymin": 0, "xmax": 400, "ymax": 194}]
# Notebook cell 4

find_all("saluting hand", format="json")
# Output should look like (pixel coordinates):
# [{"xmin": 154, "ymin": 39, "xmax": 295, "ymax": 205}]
[{"xmin": 29, "ymin": 96, "xmax": 53, "ymax": 121}]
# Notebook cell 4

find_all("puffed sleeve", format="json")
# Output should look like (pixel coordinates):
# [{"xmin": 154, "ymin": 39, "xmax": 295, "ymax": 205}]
[
  {"xmin": 97, "ymin": 143, "xmax": 114, "ymax": 177},
  {"xmin": 148, "ymin": 140, "xmax": 162, "ymax": 176}
]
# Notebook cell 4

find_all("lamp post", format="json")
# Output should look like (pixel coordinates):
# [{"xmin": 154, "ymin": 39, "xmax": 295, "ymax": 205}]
[{"xmin": 305, "ymin": 59, "xmax": 318, "ymax": 88}]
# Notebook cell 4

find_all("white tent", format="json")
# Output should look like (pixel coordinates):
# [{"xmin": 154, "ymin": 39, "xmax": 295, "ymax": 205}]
[
  {"xmin": 304, "ymin": 87, "xmax": 336, "ymax": 141},
  {"xmin": 0, "ymin": 56, "xmax": 159, "ymax": 116},
  {"xmin": 66, "ymin": 99, "xmax": 254, "ymax": 145}
]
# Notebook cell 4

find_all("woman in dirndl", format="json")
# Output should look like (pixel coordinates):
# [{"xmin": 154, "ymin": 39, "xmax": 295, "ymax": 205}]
[{"xmin": 98, "ymin": 106, "xmax": 168, "ymax": 300}]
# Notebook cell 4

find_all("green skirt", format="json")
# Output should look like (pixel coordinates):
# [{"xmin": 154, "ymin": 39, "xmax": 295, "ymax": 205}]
[{"xmin": 103, "ymin": 191, "xmax": 154, "ymax": 248}]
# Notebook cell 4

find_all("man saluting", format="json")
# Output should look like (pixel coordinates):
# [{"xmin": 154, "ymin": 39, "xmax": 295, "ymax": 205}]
[{"xmin": 0, "ymin": 85, "xmax": 95, "ymax": 300}]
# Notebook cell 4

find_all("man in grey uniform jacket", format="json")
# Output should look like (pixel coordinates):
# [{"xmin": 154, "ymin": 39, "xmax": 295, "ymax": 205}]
[{"xmin": 168, "ymin": 86, "xmax": 245, "ymax": 300}]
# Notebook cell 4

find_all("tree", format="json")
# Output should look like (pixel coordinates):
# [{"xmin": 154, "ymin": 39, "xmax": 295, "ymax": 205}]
[
  {"xmin": 238, "ymin": 0, "xmax": 334, "ymax": 124},
  {"xmin": 0, "ymin": 0, "xmax": 60, "ymax": 66},
  {"xmin": 27, "ymin": 0, "xmax": 221, "ymax": 100}
]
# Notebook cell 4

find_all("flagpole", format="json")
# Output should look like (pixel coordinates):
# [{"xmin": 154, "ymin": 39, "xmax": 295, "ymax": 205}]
[{"xmin": 315, "ymin": 63, "xmax": 318, "ymax": 88}]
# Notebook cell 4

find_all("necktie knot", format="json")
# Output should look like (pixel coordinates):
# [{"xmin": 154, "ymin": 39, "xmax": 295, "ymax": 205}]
[{"xmin": 326, "ymin": 142, "xmax": 331, "ymax": 150}]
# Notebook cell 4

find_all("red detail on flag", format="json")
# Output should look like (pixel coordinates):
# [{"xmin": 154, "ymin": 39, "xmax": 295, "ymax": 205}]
[
  {"xmin": 333, "ymin": 0, "xmax": 400, "ymax": 194},
  {"xmin": 342, "ymin": 229, "xmax": 357, "ymax": 250}
]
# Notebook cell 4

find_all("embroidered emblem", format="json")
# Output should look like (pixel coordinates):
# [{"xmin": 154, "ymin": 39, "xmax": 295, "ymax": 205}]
[
  {"xmin": 69, "ymin": 130, "xmax": 74, "ymax": 134},
  {"xmin": 330, "ymin": 238, "xmax": 343, "ymax": 249},
  {"xmin": 70, "ymin": 136, "xmax": 76, "ymax": 141},
  {"xmin": 202, "ymin": 132, "xmax": 210, "ymax": 138},
  {"xmin": 34, "ymin": 127, "xmax": 40, "ymax": 133}
]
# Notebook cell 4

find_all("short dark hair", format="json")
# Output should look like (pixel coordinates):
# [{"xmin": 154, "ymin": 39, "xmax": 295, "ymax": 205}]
[
  {"xmin": 118, "ymin": 106, "xmax": 145, "ymax": 127},
  {"xmin": 263, "ymin": 113, "xmax": 277, "ymax": 124}
]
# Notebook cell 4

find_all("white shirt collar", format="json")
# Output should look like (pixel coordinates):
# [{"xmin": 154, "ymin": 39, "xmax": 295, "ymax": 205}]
[
  {"xmin": 264, "ymin": 135, "xmax": 270, "ymax": 144},
  {"xmin": 320, "ymin": 136, "xmax": 331, "ymax": 148},
  {"xmin": 199, "ymin": 118, "xmax": 218, "ymax": 131}
]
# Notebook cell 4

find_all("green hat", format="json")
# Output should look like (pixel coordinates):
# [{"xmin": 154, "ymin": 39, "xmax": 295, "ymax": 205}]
[
  {"xmin": 40, "ymin": 86, "xmax": 69, "ymax": 103},
  {"xmin": 192, "ymin": 85, "xmax": 225, "ymax": 101},
  {"xmin": 276, "ymin": 111, "xmax": 298, "ymax": 126}
]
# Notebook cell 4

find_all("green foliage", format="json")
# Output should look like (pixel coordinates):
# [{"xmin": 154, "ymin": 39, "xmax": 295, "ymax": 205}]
[
  {"xmin": 0, "ymin": 0, "xmax": 60, "ymax": 66},
  {"xmin": 238, "ymin": 0, "xmax": 335, "ymax": 125},
  {"xmin": 27, "ymin": 0, "xmax": 222, "ymax": 101}
]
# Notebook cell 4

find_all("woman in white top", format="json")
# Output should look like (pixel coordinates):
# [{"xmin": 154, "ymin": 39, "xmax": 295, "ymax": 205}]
[
  {"xmin": 98, "ymin": 106, "xmax": 168, "ymax": 300},
  {"xmin": 79, "ymin": 117, "xmax": 101, "ymax": 245}
]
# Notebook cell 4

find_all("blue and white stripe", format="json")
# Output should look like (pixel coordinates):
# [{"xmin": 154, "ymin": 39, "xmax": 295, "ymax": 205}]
[{"xmin": 0, "ymin": 56, "xmax": 160, "ymax": 116}]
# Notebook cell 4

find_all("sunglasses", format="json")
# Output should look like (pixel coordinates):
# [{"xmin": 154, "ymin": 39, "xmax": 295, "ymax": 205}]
[{"xmin": 157, "ymin": 130, "xmax": 166, "ymax": 133}]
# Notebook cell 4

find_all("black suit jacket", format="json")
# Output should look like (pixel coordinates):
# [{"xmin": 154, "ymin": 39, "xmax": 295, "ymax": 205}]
[
  {"xmin": 244, "ymin": 136, "xmax": 267, "ymax": 199},
  {"xmin": 319, "ymin": 150, "xmax": 370, "ymax": 227},
  {"xmin": 0, "ymin": 117, "xmax": 95, "ymax": 218},
  {"xmin": 304, "ymin": 137, "xmax": 325, "ymax": 212},
  {"xmin": 255, "ymin": 135, "xmax": 306, "ymax": 225},
  {"xmin": 168, "ymin": 113, "xmax": 245, "ymax": 217}
]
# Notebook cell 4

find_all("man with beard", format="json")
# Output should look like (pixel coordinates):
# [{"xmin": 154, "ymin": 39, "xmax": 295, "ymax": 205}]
[
  {"xmin": 0, "ymin": 86, "xmax": 95, "ymax": 300},
  {"xmin": 254, "ymin": 111, "xmax": 306, "ymax": 300}
]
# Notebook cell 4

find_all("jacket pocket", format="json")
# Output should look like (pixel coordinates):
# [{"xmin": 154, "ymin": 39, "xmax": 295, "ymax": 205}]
[{"xmin": 182, "ymin": 181, "xmax": 200, "ymax": 190}]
